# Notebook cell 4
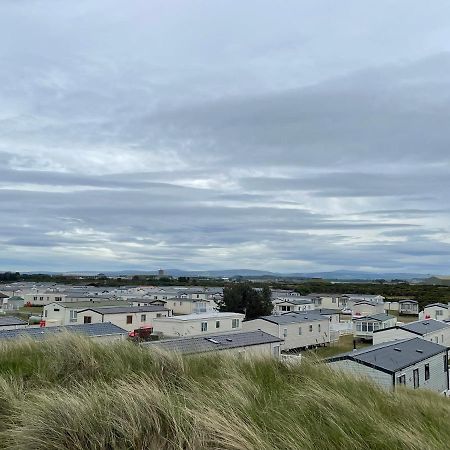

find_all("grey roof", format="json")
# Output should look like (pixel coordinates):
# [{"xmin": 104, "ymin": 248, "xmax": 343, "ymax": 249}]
[
  {"xmin": 308, "ymin": 293, "xmax": 340, "ymax": 298},
  {"xmin": 0, "ymin": 292, "xmax": 8, "ymax": 299},
  {"xmin": 353, "ymin": 313, "xmax": 395, "ymax": 322},
  {"xmin": 425, "ymin": 303, "xmax": 448, "ymax": 309},
  {"xmin": 65, "ymin": 294, "xmax": 116, "ymax": 300},
  {"xmin": 0, "ymin": 316, "xmax": 28, "ymax": 327},
  {"xmin": 47, "ymin": 300, "xmax": 128, "ymax": 309},
  {"xmin": 0, "ymin": 322, "xmax": 127, "ymax": 341},
  {"xmin": 259, "ymin": 313, "xmax": 327, "ymax": 325},
  {"xmin": 312, "ymin": 308, "xmax": 342, "ymax": 315},
  {"xmin": 143, "ymin": 330, "xmax": 282, "ymax": 354},
  {"xmin": 289, "ymin": 309, "xmax": 340, "ymax": 317},
  {"xmin": 400, "ymin": 319, "xmax": 450, "ymax": 335},
  {"xmin": 175, "ymin": 289, "xmax": 206, "ymax": 295},
  {"xmin": 327, "ymin": 338, "xmax": 447, "ymax": 374},
  {"xmin": 6, "ymin": 296, "xmax": 24, "ymax": 302},
  {"xmin": 128, "ymin": 298, "xmax": 167, "ymax": 304},
  {"xmin": 353, "ymin": 300, "xmax": 382, "ymax": 306},
  {"xmin": 166, "ymin": 297, "xmax": 206, "ymax": 303},
  {"xmin": 78, "ymin": 305, "xmax": 169, "ymax": 314},
  {"xmin": 343, "ymin": 294, "xmax": 384, "ymax": 299},
  {"xmin": 278, "ymin": 298, "xmax": 314, "ymax": 305},
  {"xmin": 398, "ymin": 299, "xmax": 418, "ymax": 304}
]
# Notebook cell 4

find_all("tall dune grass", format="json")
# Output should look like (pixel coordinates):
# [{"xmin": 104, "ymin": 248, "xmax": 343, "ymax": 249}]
[{"xmin": 0, "ymin": 335, "xmax": 449, "ymax": 449}]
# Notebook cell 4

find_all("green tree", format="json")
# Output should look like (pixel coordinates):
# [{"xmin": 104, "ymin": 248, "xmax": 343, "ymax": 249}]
[{"xmin": 218, "ymin": 283, "xmax": 273, "ymax": 320}]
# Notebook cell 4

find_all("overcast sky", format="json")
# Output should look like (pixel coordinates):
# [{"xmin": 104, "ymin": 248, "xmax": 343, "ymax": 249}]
[{"xmin": 1, "ymin": 0, "xmax": 450, "ymax": 274}]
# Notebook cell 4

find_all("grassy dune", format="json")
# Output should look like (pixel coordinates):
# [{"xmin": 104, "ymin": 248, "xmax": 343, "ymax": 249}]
[{"xmin": 0, "ymin": 335, "xmax": 450, "ymax": 450}]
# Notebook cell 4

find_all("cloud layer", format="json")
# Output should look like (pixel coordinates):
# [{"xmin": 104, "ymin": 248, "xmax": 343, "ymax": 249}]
[{"xmin": 1, "ymin": 0, "xmax": 450, "ymax": 273}]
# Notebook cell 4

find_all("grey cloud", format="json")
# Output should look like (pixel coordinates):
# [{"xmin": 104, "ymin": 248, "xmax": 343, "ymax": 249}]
[
  {"xmin": 239, "ymin": 171, "xmax": 450, "ymax": 198},
  {"xmin": 136, "ymin": 54, "xmax": 450, "ymax": 170},
  {"xmin": 1, "ymin": 1, "xmax": 450, "ymax": 272}
]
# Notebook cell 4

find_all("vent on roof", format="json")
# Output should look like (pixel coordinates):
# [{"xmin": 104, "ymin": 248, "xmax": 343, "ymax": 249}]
[
  {"xmin": 226, "ymin": 338, "xmax": 233, "ymax": 342},
  {"xmin": 422, "ymin": 322, "xmax": 429, "ymax": 325},
  {"xmin": 416, "ymin": 349, "xmax": 423, "ymax": 353},
  {"xmin": 206, "ymin": 338, "xmax": 219, "ymax": 344},
  {"xmin": 394, "ymin": 348, "xmax": 401, "ymax": 352}
]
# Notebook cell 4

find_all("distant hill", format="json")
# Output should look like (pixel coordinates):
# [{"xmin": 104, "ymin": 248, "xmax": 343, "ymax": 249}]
[
  {"xmin": 421, "ymin": 276, "xmax": 450, "ymax": 286},
  {"xmin": 285, "ymin": 270, "xmax": 429, "ymax": 281},
  {"xmin": 48, "ymin": 268, "xmax": 430, "ymax": 281}
]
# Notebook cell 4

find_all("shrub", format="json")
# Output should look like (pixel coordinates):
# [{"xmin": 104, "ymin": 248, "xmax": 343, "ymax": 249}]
[{"xmin": 0, "ymin": 336, "xmax": 449, "ymax": 449}]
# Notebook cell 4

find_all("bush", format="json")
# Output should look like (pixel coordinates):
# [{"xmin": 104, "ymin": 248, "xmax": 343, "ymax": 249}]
[{"xmin": 0, "ymin": 335, "xmax": 450, "ymax": 449}]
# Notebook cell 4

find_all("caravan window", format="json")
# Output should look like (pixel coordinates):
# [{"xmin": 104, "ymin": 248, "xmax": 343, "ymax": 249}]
[
  {"xmin": 425, "ymin": 364, "xmax": 430, "ymax": 381},
  {"xmin": 413, "ymin": 369, "xmax": 419, "ymax": 389}
]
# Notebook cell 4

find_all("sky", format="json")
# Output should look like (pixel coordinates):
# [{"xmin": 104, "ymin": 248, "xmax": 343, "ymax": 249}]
[{"xmin": 1, "ymin": 0, "xmax": 450, "ymax": 274}]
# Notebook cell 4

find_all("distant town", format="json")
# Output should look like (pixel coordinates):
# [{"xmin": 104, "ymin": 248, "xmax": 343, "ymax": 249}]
[{"xmin": 1, "ymin": 271, "xmax": 450, "ymax": 394}]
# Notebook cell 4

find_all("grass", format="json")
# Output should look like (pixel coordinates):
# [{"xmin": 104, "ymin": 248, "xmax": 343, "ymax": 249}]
[
  {"xmin": 388, "ymin": 310, "xmax": 419, "ymax": 323},
  {"xmin": 17, "ymin": 306, "xmax": 43, "ymax": 314},
  {"xmin": 307, "ymin": 334, "xmax": 371, "ymax": 358},
  {"xmin": 311, "ymin": 311, "xmax": 420, "ymax": 358},
  {"xmin": 0, "ymin": 335, "xmax": 450, "ymax": 449},
  {"xmin": 4, "ymin": 306, "xmax": 43, "ymax": 322}
]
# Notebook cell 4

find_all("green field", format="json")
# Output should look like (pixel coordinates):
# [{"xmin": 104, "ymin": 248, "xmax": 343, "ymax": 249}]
[
  {"xmin": 1, "ymin": 335, "xmax": 450, "ymax": 449},
  {"xmin": 4, "ymin": 306, "xmax": 42, "ymax": 322},
  {"xmin": 388, "ymin": 311, "xmax": 419, "ymax": 323},
  {"xmin": 308, "ymin": 334, "xmax": 370, "ymax": 358}
]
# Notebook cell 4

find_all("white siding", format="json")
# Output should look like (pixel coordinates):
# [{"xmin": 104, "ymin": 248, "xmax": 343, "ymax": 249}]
[
  {"xmin": 353, "ymin": 317, "xmax": 397, "ymax": 340},
  {"xmin": 166, "ymin": 299, "xmax": 216, "ymax": 315},
  {"xmin": 373, "ymin": 326, "xmax": 450, "ymax": 347},
  {"xmin": 43, "ymin": 304, "xmax": 75, "ymax": 326},
  {"xmin": 153, "ymin": 313, "xmax": 244, "ymax": 337},
  {"xmin": 273, "ymin": 301, "xmax": 315, "ymax": 313},
  {"xmin": 425, "ymin": 327, "xmax": 450, "ymax": 347},
  {"xmin": 394, "ymin": 353, "xmax": 448, "ymax": 393},
  {"xmin": 398, "ymin": 302, "xmax": 418, "ymax": 315},
  {"xmin": 423, "ymin": 306, "xmax": 449, "ymax": 321},
  {"xmin": 329, "ymin": 352, "xmax": 449, "ymax": 394},
  {"xmin": 352, "ymin": 303, "xmax": 385, "ymax": 317},
  {"xmin": 23, "ymin": 292, "xmax": 66, "ymax": 306},
  {"xmin": 219, "ymin": 342, "xmax": 280, "ymax": 359},
  {"xmin": 328, "ymin": 359, "xmax": 393, "ymax": 389},
  {"xmin": 76, "ymin": 310, "xmax": 170, "ymax": 332},
  {"xmin": 309, "ymin": 296, "xmax": 341, "ymax": 309},
  {"xmin": 373, "ymin": 328, "xmax": 416, "ymax": 345},
  {"xmin": 243, "ymin": 318, "xmax": 330, "ymax": 351}
]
